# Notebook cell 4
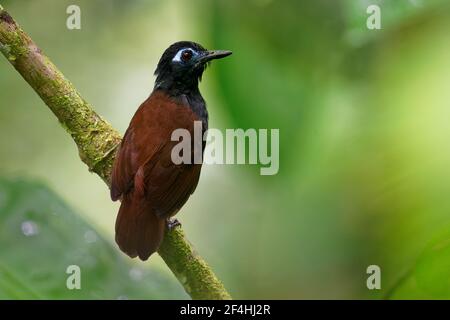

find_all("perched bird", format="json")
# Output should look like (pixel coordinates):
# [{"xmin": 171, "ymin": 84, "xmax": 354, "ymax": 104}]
[{"xmin": 111, "ymin": 41, "xmax": 232, "ymax": 260}]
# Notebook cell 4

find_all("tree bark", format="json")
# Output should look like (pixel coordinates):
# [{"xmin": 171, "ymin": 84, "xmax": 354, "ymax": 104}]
[{"xmin": 0, "ymin": 5, "xmax": 231, "ymax": 300}]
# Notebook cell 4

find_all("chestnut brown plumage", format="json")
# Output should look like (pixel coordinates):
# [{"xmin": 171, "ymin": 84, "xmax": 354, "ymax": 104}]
[{"xmin": 111, "ymin": 41, "xmax": 231, "ymax": 260}]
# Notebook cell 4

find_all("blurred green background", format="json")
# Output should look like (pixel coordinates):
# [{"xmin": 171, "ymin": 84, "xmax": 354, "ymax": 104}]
[{"xmin": 1, "ymin": 0, "xmax": 450, "ymax": 299}]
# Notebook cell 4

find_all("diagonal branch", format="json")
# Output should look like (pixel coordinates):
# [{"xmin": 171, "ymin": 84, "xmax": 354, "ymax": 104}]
[{"xmin": 0, "ymin": 5, "xmax": 231, "ymax": 300}]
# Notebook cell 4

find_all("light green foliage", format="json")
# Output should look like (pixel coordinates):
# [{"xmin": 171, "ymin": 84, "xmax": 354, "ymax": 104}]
[
  {"xmin": 388, "ymin": 227, "xmax": 450, "ymax": 299},
  {"xmin": 210, "ymin": 0, "xmax": 450, "ymax": 298},
  {"xmin": 0, "ymin": 178, "xmax": 185, "ymax": 299}
]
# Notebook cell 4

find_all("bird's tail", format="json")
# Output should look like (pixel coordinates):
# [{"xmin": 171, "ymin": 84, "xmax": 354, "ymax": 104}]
[{"xmin": 115, "ymin": 193, "xmax": 165, "ymax": 261}]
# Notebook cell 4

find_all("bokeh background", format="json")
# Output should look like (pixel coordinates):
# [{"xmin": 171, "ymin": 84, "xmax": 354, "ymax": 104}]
[{"xmin": 1, "ymin": 0, "xmax": 450, "ymax": 299}]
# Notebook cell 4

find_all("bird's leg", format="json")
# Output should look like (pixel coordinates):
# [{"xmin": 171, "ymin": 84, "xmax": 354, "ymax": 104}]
[{"xmin": 166, "ymin": 218, "xmax": 181, "ymax": 231}]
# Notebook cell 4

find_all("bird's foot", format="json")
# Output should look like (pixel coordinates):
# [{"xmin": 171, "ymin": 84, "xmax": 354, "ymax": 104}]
[{"xmin": 166, "ymin": 218, "xmax": 181, "ymax": 231}]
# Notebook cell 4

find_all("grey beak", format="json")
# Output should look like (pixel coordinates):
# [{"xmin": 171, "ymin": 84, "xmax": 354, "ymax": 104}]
[{"xmin": 200, "ymin": 50, "xmax": 232, "ymax": 63}]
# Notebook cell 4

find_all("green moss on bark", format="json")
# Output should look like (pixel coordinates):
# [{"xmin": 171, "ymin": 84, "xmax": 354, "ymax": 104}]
[{"xmin": 159, "ymin": 228, "xmax": 232, "ymax": 300}]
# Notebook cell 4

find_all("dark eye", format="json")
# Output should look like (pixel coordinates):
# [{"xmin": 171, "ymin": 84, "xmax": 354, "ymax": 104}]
[{"xmin": 181, "ymin": 50, "xmax": 193, "ymax": 62}]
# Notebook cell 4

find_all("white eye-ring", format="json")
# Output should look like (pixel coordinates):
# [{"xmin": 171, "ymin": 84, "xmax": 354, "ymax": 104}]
[{"xmin": 173, "ymin": 48, "xmax": 196, "ymax": 62}]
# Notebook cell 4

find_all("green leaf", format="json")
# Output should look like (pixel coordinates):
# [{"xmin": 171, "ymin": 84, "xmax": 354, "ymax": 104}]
[
  {"xmin": 0, "ymin": 177, "xmax": 186, "ymax": 299},
  {"xmin": 388, "ymin": 227, "xmax": 450, "ymax": 299}
]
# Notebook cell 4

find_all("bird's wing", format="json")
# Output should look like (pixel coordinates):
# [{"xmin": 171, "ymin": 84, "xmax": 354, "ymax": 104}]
[
  {"xmin": 141, "ymin": 142, "xmax": 202, "ymax": 217},
  {"xmin": 110, "ymin": 90, "xmax": 202, "ymax": 217},
  {"xmin": 110, "ymin": 97, "xmax": 161, "ymax": 201}
]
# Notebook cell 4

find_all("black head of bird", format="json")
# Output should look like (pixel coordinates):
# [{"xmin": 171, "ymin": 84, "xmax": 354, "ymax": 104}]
[{"xmin": 154, "ymin": 41, "xmax": 232, "ymax": 94}]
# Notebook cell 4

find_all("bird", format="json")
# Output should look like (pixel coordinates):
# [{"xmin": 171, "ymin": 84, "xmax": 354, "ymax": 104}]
[{"xmin": 110, "ymin": 41, "xmax": 232, "ymax": 260}]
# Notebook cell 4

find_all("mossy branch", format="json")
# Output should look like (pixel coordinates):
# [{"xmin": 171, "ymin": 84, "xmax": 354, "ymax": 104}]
[{"xmin": 0, "ymin": 6, "xmax": 231, "ymax": 300}]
